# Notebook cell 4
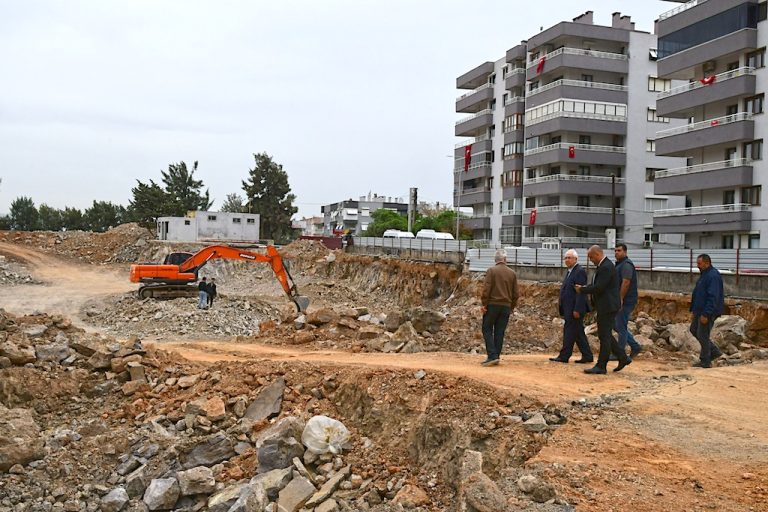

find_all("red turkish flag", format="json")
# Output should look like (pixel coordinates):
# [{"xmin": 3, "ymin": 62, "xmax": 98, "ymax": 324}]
[
  {"xmin": 536, "ymin": 56, "xmax": 546, "ymax": 74},
  {"xmin": 464, "ymin": 144, "xmax": 472, "ymax": 172},
  {"xmin": 529, "ymin": 208, "xmax": 537, "ymax": 225},
  {"xmin": 700, "ymin": 75, "xmax": 717, "ymax": 85},
  {"xmin": 568, "ymin": 146, "xmax": 575, "ymax": 158},
  {"xmin": 710, "ymin": 119, "xmax": 720, "ymax": 126}
]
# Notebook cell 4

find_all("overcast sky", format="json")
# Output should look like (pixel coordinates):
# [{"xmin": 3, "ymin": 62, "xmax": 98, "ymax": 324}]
[{"xmin": 0, "ymin": 0, "xmax": 673, "ymax": 218}]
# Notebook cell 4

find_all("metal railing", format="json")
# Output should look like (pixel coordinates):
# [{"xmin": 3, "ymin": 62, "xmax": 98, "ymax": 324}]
[
  {"xmin": 523, "ymin": 236, "xmax": 606, "ymax": 245},
  {"xmin": 526, "ymin": 110, "xmax": 626, "ymax": 126},
  {"xmin": 459, "ymin": 186, "xmax": 492, "ymax": 195},
  {"xmin": 507, "ymin": 67, "xmax": 526, "ymax": 76},
  {"xmin": 658, "ymin": 0, "xmax": 709, "ymax": 21},
  {"xmin": 656, "ymin": 112, "xmax": 753, "ymax": 138},
  {"xmin": 453, "ymin": 162, "xmax": 492, "ymax": 174},
  {"xmin": 504, "ymin": 96, "xmax": 525, "ymax": 105},
  {"xmin": 654, "ymin": 203, "xmax": 751, "ymax": 217},
  {"xmin": 454, "ymin": 134, "xmax": 490, "ymax": 149},
  {"xmin": 456, "ymin": 82, "xmax": 493, "ymax": 101},
  {"xmin": 528, "ymin": 79, "xmax": 628, "ymax": 97},
  {"xmin": 658, "ymin": 67, "xmax": 755, "ymax": 99},
  {"xmin": 524, "ymin": 206, "xmax": 625, "ymax": 214},
  {"xmin": 501, "ymin": 210, "xmax": 522, "ymax": 216},
  {"xmin": 455, "ymin": 109, "xmax": 492, "ymax": 126},
  {"xmin": 524, "ymin": 142, "xmax": 626, "ymax": 156},
  {"xmin": 523, "ymin": 174, "xmax": 626, "ymax": 185},
  {"xmin": 656, "ymin": 158, "xmax": 753, "ymax": 179},
  {"xmin": 529, "ymin": 47, "xmax": 628, "ymax": 67}
]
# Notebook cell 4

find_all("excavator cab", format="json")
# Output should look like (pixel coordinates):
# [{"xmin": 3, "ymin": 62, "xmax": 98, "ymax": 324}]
[{"xmin": 163, "ymin": 252, "xmax": 193, "ymax": 266}]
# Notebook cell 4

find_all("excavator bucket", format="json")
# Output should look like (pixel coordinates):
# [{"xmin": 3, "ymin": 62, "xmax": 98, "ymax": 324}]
[{"xmin": 294, "ymin": 295, "xmax": 311, "ymax": 313}]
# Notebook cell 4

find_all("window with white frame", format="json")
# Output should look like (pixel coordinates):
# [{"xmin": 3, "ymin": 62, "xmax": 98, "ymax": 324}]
[
  {"xmin": 525, "ymin": 99, "xmax": 627, "ymax": 125},
  {"xmin": 646, "ymin": 139, "xmax": 656, "ymax": 152},
  {"xmin": 648, "ymin": 76, "xmax": 671, "ymax": 92},
  {"xmin": 644, "ymin": 196, "xmax": 668, "ymax": 212},
  {"xmin": 647, "ymin": 108, "xmax": 670, "ymax": 123}
]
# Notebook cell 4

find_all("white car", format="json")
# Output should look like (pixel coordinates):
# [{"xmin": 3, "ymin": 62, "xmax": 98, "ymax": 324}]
[
  {"xmin": 382, "ymin": 229, "xmax": 415, "ymax": 238},
  {"xmin": 416, "ymin": 229, "xmax": 455, "ymax": 240}
]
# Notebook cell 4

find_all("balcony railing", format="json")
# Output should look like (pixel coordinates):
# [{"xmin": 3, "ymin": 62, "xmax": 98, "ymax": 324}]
[
  {"xmin": 456, "ymin": 82, "xmax": 493, "ymax": 101},
  {"xmin": 658, "ymin": 67, "xmax": 755, "ymax": 99},
  {"xmin": 656, "ymin": 158, "xmax": 753, "ymax": 179},
  {"xmin": 454, "ymin": 134, "xmax": 490, "ymax": 148},
  {"xmin": 528, "ymin": 79, "xmax": 628, "ymax": 97},
  {"xmin": 523, "ymin": 174, "xmax": 626, "ymax": 185},
  {"xmin": 524, "ymin": 142, "xmax": 626, "ymax": 157},
  {"xmin": 527, "ymin": 110, "xmax": 626, "ymax": 125},
  {"xmin": 656, "ymin": 112, "xmax": 753, "ymax": 139},
  {"xmin": 453, "ymin": 162, "xmax": 492, "ymax": 173},
  {"xmin": 501, "ymin": 210, "xmax": 523, "ymax": 216},
  {"xmin": 658, "ymin": 0, "xmax": 709, "ymax": 21},
  {"xmin": 507, "ymin": 67, "xmax": 526, "ymax": 76},
  {"xmin": 653, "ymin": 203, "xmax": 751, "ymax": 217},
  {"xmin": 455, "ymin": 109, "xmax": 492, "ymax": 126},
  {"xmin": 529, "ymin": 47, "xmax": 628, "ymax": 66},
  {"xmin": 525, "ymin": 206, "xmax": 624, "ymax": 214},
  {"xmin": 504, "ymin": 96, "xmax": 525, "ymax": 105},
  {"xmin": 524, "ymin": 236, "xmax": 606, "ymax": 244},
  {"xmin": 458, "ymin": 186, "xmax": 492, "ymax": 195}
]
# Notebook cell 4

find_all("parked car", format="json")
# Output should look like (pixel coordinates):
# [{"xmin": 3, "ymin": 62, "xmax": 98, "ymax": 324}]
[
  {"xmin": 415, "ymin": 229, "xmax": 455, "ymax": 240},
  {"xmin": 383, "ymin": 229, "xmax": 415, "ymax": 238}
]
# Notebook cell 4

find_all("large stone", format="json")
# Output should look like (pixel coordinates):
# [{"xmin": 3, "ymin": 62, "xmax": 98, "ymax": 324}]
[
  {"xmin": 203, "ymin": 397, "xmax": 226, "ymax": 422},
  {"xmin": 276, "ymin": 476, "xmax": 315, "ymax": 512},
  {"xmin": 391, "ymin": 321, "xmax": 419, "ymax": 343},
  {"xmin": 517, "ymin": 474, "xmax": 556, "ymax": 503},
  {"xmin": 69, "ymin": 337, "xmax": 104, "ymax": 357},
  {"xmin": 392, "ymin": 484, "xmax": 430, "ymax": 508},
  {"xmin": 249, "ymin": 467, "xmax": 293, "ymax": 501},
  {"xmin": 88, "ymin": 351, "xmax": 114, "ymax": 370},
  {"xmin": 305, "ymin": 465, "xmax": 350, "ymax": 508},
  {"xmin": 100, "ymin": 488, "xmax": 129, "ymax": 512},
  {"xmin": 177, "ymin": 374, "xmax": 200, "ymax": 389},
  {"xmin": 22, "ymin": 324, "xmax": 47, "ymax": 338},
  {"xmin": 244, "ymin": 377, "xmax": 285, "ymax": 421},
  {"xmin": 357, "ymin": 326, "xmax": 382, "ymax": 340},
  {"xmin": 253, "ymin": 416, "xmax": 305, "ymax": 448},
  {"xmin": 712, "ymin": 315, "xmax": 749, "ymax": 347},
  {"xmin": 0, "ymin": 340, "xmax": 36, "ymax": 365},
  {"xmin": 463, "ymin": 472, "xmax": 507, "ymax": 512},
  {"xmin": 122, "ymin": 381, "xmax": 150, "ymax": 397},
  {"xmin": 634, "ymin": 334, "xmax": 655, "ymax": 349},
  {"xmin": 177, "ymin": 466, "xmax": 215, "ymax": 495},
  {"xmin": 400, "ymin": 339, "xmax": 424, "ymax": 354},
  {"xmin": 666, "ymin": 323, "xmax": 700, "ymax": 352},
  {"xmin": 182, "ymin": 432, "xmax": 236, "ymax": 469},
  {"xmin": 384, "ymin": 311, "xmax": 406, "ymax": 332},
  {"xmin": 307, "ymin": 308, "xmax": 339, "ymax": 326},
  {"xmin": 409, "ymin": 307, "xmax": 446, "ymax": 334},
  {"xmin": 228, "ymin": 481, "xmax": 269, "ymax": 512},
  {"xmin": 523, "ymin": 413, "xmax": 548, "ymax": 432},
  {"xmin": 315, "ymin": 500, "xmax": 339, "ymax": 512},
  {"xmin": 257, "ymin": 437, "xmax": 305, "ymax": 473},
  {"xmin": 0, "ymin": 405, "xmax": 44, "ymax": 472},
  {"xmin": 34, "ymin": 343, "xmax": 71, "ymax": 363},
  {"xmin": 143, "ymin": 478, "xmax": 180, "ymax": 510},
  {"xmin": 125, "ymin": 465, "xmax": 148, "ymax": 498},
  {"xmin": 207, "ymin": 483, "xmax": 246, "ymax": 512}
]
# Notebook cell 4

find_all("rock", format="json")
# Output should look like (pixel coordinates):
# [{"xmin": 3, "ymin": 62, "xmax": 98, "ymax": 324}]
[
  {"xmin": 228, "ymin": 481, "xmax": 268, "ymax": 512},
  {"xmin": 100, "ymin": 488, "xmax": 129, "ymax": 512},
  {"xmin": 307, "ymin": 308, "xmax": 339, "ymax": 326},
  {"xmin": 666, "ymin": 323, "xmax": 700, "ymax": 352},
  {"xmin": 463, "ymin": 473, "xmax": 506, "ymax": 512},
  {"xmin": 207, "ymin": 483, "xmax": 246, "ymax": 512},
  {"xmin": 182, "ymin": 432, "xmax": 236, "ymax": 469},
  {"xmin": 400, "ymin": 339, "xmax": 424, "ymax": 353},
  {"xmin": 249, "ymin": 467, "xmax": 293, "ymax": 501},
  {"xmin": 392, "ymin": 484, "xmax": 430, "ymax": 508},
  {"xmin": 357, "ymin": 326, "xmax": 381, "ymax": 340},
  {"xmin": 382, "ymin": 340, "xmax": 405, "ymax": 353},
  {"xmin": 712, "ymin": 315, "xmax": 749, "ymax": 347},
  {"xmin": 409, "ymin": 307, "xmax": 446, "ymax": 334},
  {"xmin": 391, "ymin": 321, "xmax": 419, "ymax": 342},
  {"xmin": 305, "ymin": 465, "xmax": 351, "ymax": 508},
  {"xmin": 276, "ymin": 476, "xmax": 315, "ymax": 512},
  {"xmin": 414, "ymin": 369, "xmax": 427, "ymax": 380},
  {"xmin": 634, "ymin": 334, "xmax": 655, "ymax": 349},
  {"xmin": 315, "ymin": 499, "xmax": 339, "ymax": 512},
  {"xmin": 0, "ymin": 340, "xmax": 36, "ymax": 365},
  {"xmin": 291, "ymin": 331, "xmax": 315, "ymax": 345},
  {"xmin": 69, "ymin": 338, "xmax": 103, "ymax": 357},
  {"xmin": 0, "ymin": 405, "xmax": 45, "ymax": 472},
  {"xmin": 294, "ymin": 315, "xmax": 306, "ymax": 330},
  {"xmin": 257, "ymin": 437, "xmax": 305, "ymax": 473},
  {"xmin": 88, "ymin": 351, "xmax": 114, "ymax": 370},
  {"xmin": 177, "ymin": 374, "xmax": 200, "ymax": 389},
  {"xmin": 384, "ymin": 311, "xmax": 405, "ymax": 332},
  {"xmin": 517, "ymin": 474, "xmax": 556, "ymax": 503},
  {"xmin": 127, "ymin": 362, "xmax": 146, "ymax": 382},
  {"xmin": 122, "ymin": 381, "xmax": 150, "ymax": 397},
  {"xmin": 203, "ymin": 397, "xmax": 226, "ymax": 422},
  {"xmin": 244, "ymin": 377, "xmax": 285, "ymax": 421},
  {"xmin": 125, "ymin": 465, "xmax": 148, "ymax": 498},
  {"xmin": 142, "ymin": 478, "xmax": 180, "ymax": 511},
  {"xmin": 177, "ymin": 466, "xmax": 215, "ymax": 495},
  {"xmin": 253, "ymin": 417, "xmax": 305, "ymax": 449},
  {"xmin": 22, "ymin": 324, "xmax": 47, "ymax": 338},
  {"xmin": 523, "ymin": 413, "xmax": 548, "ymax": 433},
  {"xmin": 34, "ymin": 343, "xmax": 70, "ymax": 363},
  {"xmin": 0, "ymin": 356, "xmax": 11, "ymax": 369}
]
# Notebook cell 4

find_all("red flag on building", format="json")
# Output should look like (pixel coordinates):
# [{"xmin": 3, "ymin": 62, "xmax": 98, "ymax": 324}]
[
  {"xmin": 464, "ymin": 144, "xmax": 472, "ymax": 172},
  {"xmin": 536, "ymin": 56, "xmax": 546, "ymax": 74},
  {"xmin": 710, "ymin": 119, "xmax": 720, "ymax": 126},
  {"xmin": 529, "ymin": 208, "xmax": 537, "ymax": 225},
  {"xmin": 700, "ymin": 75, "xmax": 717, "ymax": 85},
  {"xmin": 568, "ymin": 146, "xmax": 576, "ymax": 158}
]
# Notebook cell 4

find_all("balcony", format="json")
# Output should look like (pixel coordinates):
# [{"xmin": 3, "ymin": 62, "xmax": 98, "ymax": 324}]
[
  {"xmin": 523, "ymin": 174, "xmax": 626, "ymax": 197},
  {"xmin": 525, "ymin": 104, "xmax": 627, "ymax": 138},
  {"xmin": 523, "ymin": 206, "xmax": 624, "ymax": 227},
  {"xmin": 505, "ymin": 68, "xmax": 526, "ymax": 90},
  {"xmin": 502, "ymin": 185, "xmax": 523, "ymax": 200},
  {"xmin": 657, "ymin": 67, "xmax": 756, "ymax": 118},
  {"xmin": 657, "ymin": 0, "xmax": 710, "ymax": 22},
  {"xmin": 523, "ymin": 143, "xmax": 626, "ymax": 167},
  {"xmin": 655, "ymin": 112, "xmax": 754, "ymax": 156},
  {"xmin": 455, "ymin": 186, "xmax": 491, "ymax": 207},
  {"xmin": 501, "ymin": 211, "xmax": 522, "ymax": 226},
  {"xmin": 653, "ymin": 203, "xmax": 752, "ymax": 234},
  {"xmin": 455, "ymin": 109, "xmax": 494, "ymax": 137},
  {"xmin": 527, "ymin": 79, "xmax": 628, "ymax": 108},
  {"xmin": 454, "ymin": 135, "xmax": 491, "ymax": 151},
  {"xmin": 453, "ymin": 162, "xmax": 493, "ymax": 181},
  {"xmin": 504, "ymin": 95, "xmax": 525, "ymax": 115},
  {"xmin": 457, "ymin": 61, "xmax": 494, "ymax": 90},
  {"xmin": 658, "ymin": 28, "xmax": 757, "ymax": 78},
  {"xmin": 654, "ymin": 158, "xmax": 753, "ymax": 195},
  {"xmin": 456, "ymin": 83, "xmax": 494, "ymax": 113},
  {"xmin": 526, "ymin": 47, "xmax": 628, "ymax": 81},
  {"xmin": 461, "ymin": 215, "xmax": 491, "ymax": 230}
]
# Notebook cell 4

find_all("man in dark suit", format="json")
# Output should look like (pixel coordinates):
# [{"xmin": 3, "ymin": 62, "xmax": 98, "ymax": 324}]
[
  {"xmin": 575, "ymin": 245, "xmax": 631, "ymax": 374},
  {"xmin": 550, "ymin": 249, "xmax": 593, "ymax": 363}
]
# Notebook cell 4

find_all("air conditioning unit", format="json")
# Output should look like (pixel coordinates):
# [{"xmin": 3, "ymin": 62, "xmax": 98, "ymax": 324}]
[
  {"xmin": 703, "ymin": 60, "xmax": 716, "ymax": 73},
  {"xmin": 642, "ymin": 240, "xmax": 652, "ymax": 248}
]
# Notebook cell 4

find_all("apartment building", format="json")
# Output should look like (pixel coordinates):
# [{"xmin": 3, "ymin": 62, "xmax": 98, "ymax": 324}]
[
  {"xmin": 653, "ymin": 0, "xmax": 768, "ymax": 248},
  {"xmin": 321, "ymin": 193, "xmax": 407, "ymax": 235},
  {"xmin": 454, "ymin": 11, "xmax": 685, "ymax": 248}
]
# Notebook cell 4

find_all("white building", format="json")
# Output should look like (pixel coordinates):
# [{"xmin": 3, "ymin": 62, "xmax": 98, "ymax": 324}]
[{"xmin": 157, "ymin": 211, "xmax": 260, "ymax": 242}]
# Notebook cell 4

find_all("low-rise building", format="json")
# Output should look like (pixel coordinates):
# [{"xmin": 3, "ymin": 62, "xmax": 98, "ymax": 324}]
[
  {"xmin": 321, "ymin": 193, "xmax": 408, "ymax": 235},
  {"xmin": 157, "ymin": 211, "xmax": 260, "ymax": 242}
]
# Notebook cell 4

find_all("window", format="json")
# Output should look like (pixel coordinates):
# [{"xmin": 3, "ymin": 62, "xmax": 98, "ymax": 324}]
[
  {"xmin": 742, "ymin": 185, "xmax": 762, "ymax": 205},
  {"xmin": 723, "ymin": 190, "xmax": 736, "ymax": 204},
  {"xmin": 501, "ymin": 170, "xmax": 522, "ymax": 187},
  {"xmin": 489, "ymin": 99, "xmax": 496, "ymax": 111},
  {"xmin": 646, "ymin": 168, "xmax": 662, "ymax": 182},
  {"xmin": 725, "ymin": 147, "xmax": 738, "ymax": 162},
  {"xmin": 207, "ymin": 215, "xmax": 217, "ymax": 221},
  {"xmin": 503, "ymin": 114, "xmax": 524, "ymax": 132},
  {"xmin": 745, "ymin": 94, "xmax": 764, "ymax": 114},
  {"xmin": 232, "ymin": 217, "xmax": 241, "ymax": 224},
  {"xmin": 578, "ymin": 166, "xmax": 591, "ymax": 176},
  {"xmin": 502, "ymin": 66, "xmax": 509, "ymax": 79},
  {"xmin": 747, "ymin": 48, "xmax": 766, "ymax": 69},
  {"xmin": 648, "ymin": 76, "xmax": 671, "ymax": 92},
  {"xmin": 184, "ymin": 220, "xmax": 191, "ymax": 226},
  {"xmin": 722, "ymin": 235, "xmax": 734, "ymax": 249},
  {"xmin": 647, "ymin": 108, "xmax": 670, "ymax": 123},
  {"xmin": 578, "ymin": 135, "xmax": 591, "ymax": 145},
  {"xmin": 646, "ymin": 139, "xmax": 656, "ymax": 152},
  {"xmin": 744, "ymin": 140, "xmax": 763, "ymax": 160},
  {"xmin": 503, "ymin": 142, "xmax": 524, "ymax": 157},
  {"xmin": 525, "ymin": 197, "xmax": 536, "ymax": 209},
  {"xmin": 525, "ymin": 99, "xmax": 627, "ymax": 125},
  {"xmin": 577, "ymin": 196, "xmax": 590, "ymax": 207},
  {"xmin": 581, "ymin": 74, "xmax": 594, "ymax": 83},
  {"xmin": 749, "ymin": 234, "xmax": 761, "ymax": 248},
  {"xmin": 529, "ymin": 81, "xmax": 539, "ymax": 92},
  {"xmin": 727, "ymin": 61, "xmax": 740, "ymax": 71},
  {"xmin": 246, "ymin": 218, "xmax": 256, "ymax": 224},
  {"xmin": 645, "ymin": 231, "xmax": 660, "ymax": 243},
  {"xmin": 645, "ymin": 197, "xmax": 668, "ymax": 211},
  {"xmin": 726, "ymin": 104, "xmax": 739, "ymax": 116},
  {"xmin": 649, "ymin": 48, "xmax": 658, "ymax": 61}
]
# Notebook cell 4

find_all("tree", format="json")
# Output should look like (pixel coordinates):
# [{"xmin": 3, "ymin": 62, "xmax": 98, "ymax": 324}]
[
  {"xmin": 161, "ymin": 161, "xmax": 212, "ymax": 215},
  {"xmin": 126, "ymin": 180, "xmax": 171, "ymax": 229},
  {"xmin": 38, "ymin": 204, "xmax": 63, "ymax": 231},
  {"xmin": 220, "ymin": 193, "xmax": 245, "ymax": 213},
  {"xmin": 362, "ymin": 209, "xmax": 408, "ymax": 236},
  {"xmin": 9, "ymin": 196, "xmax": 39, "ymax": 231},
  {"xmin": 61, "ymin": 207, "xmax": 85, "ymax": 231},
  {"xmin": 84, "ymin": 201, "xmax": 125, "ymax": 232},
  {"xmin": 242, "ymin": 153, "xmax": 298, "ymax": 243}
]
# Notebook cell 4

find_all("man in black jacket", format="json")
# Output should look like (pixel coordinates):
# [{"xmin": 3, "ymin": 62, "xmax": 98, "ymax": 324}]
[
  {"xmin": 207, "ymin": 278, "xmax": 217, "ymax": 308},
  {"xmin": 575, "ymin": 245, "xmax": 631, "ymax": 374}
]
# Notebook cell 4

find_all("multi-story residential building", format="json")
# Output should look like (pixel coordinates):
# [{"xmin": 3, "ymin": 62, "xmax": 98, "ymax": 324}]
[
  {"xmin": 454, "ymin": 11, "xmax": 686, "ymax": 248},
  {"xmin": 321, "ymin": 193, "xmax": 407, "ymax": 235},
  {"xmin": 653, "ymin": 0, "xmax": 768, "ymax": 249},
  {"xmin": 292, "ymin": 216, "xmax": 325, "ymax": 236}
]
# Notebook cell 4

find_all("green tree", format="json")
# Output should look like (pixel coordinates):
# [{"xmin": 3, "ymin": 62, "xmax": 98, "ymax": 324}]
[
  {"xmin": 0, "ymin": 216, "xmax": 9, "ymax": 230},
  {"xmin": 9, "ymin": 196, "xmax": 39, "ymax": 231},
  {"xmin": 161, "ymin": 161, "xmax": 212, "ymax": 215},
  {"xmin": 38, "ymin": 204, "xmax": 63, "ymax": 231},
  {"xmin": 126, "ymin": 180, "xmax": 171, "ymax": 229},
  {"xmin": 84, "ymin": 200, "xmax": 125, "ymax": 232},
  {"xmin": 242, "ymin": 152, "xmax": 298, "ymax": 243},
  {"xmin": 220, "ymin": 193, "xmax": 245, "ymax": 213},
  {"xmin": 362, "ymin": 209, "xmax": 408, "ymax": 236},
  {"xmin": 61, "ymin": 207, "xmax": 85, "ymax": 231}
]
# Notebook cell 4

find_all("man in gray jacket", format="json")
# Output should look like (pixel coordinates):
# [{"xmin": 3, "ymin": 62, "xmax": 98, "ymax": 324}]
[{"xmin": 480, "ymin": 249, "xmax": 519, "ymax": 366}]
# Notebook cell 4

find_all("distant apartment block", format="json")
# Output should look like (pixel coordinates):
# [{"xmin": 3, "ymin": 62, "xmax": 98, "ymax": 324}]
[
  {"xmin": 157, "ymin": 211, "xmax": 260, "ymax": 242},
  {"xmin": 455, "ymin": 11, "xmax": 686, "ymax": 248},
  {"xmin": 653, "ymin": 0, "xmax": 768, "ymax": 248},
  {"xmin": 293, "ymin": 216, "xmax": 325, "ymax": 236},
  {"xmin": 321, "ymin": 193, "xmax": 407, "ymax": 235}
]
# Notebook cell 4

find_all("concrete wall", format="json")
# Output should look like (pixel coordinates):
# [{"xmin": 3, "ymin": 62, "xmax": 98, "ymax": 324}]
[{"xmin": 158, "ymin": 211, "xmax": 260, "ymax": 242}]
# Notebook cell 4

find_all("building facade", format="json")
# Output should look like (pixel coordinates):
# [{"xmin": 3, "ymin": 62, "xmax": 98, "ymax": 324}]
[
  {"xmin": 321, "ymin": 194, "xmax": 408, "ymax": 235},
  {"xmin": 454, "ymin": 11, "xmax": 686, "ymax": 248},
  {"xmin": 157, "ymin": 211, "xmax": 260, "ymax": 242},
  {"xmin": 292, "ymin": 216, "xmax": 325, "ymax": 236},
  {"xmin": 653, "ymin": 0, "xmax": 768, "ymax": 248}
]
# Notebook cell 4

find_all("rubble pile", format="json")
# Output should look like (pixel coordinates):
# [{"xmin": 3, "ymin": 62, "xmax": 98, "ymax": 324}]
[
  {"xmin": 81, "ymin": 294, "xmax": 282, "ymax": 339},
  {"xmin": 0, "ymin": 255, "xmax": 39, "ymax": 286}
]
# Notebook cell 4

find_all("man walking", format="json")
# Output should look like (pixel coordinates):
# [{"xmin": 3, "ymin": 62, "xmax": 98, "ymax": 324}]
[
  {"xmin": 614, "ymin": 244, "xmax": 642, "ymax": 358},
  {"xmin": 550, "ymin": 249, "xmax": 593, "ymax": 364},
  {"xmin": 198, "ymin": 277, "xmax": 209, "ymax": 309},
  {"xmin": 690, "ymin": 254, "xmax": 725, "ymax": 368},
  {"xmin": 480, "ymin": 249, "xmax": 519, "ymax": 366},
  {"xmin": 207, "ymin": 278, "xmax": 217, "ymax": 308},
  {"xmin": 575, "ymin": 245, "xmax": 631, "ymax": 374}
]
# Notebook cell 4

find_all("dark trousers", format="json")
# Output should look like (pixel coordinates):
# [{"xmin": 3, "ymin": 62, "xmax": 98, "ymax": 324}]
[
  {"xmin": 559, "ymin": 315, "xmax": 593, "ymax": 360},
  {"xmin": 614, "ymin": 303, "xmax": 640, "ymax": 352},
  {"xmin": 689, "ymin": 317, "xmax": 722, "ymax": 363},
  {"xmin": 596, "ymin": 311, "xmax": 627, "ymax": 369},
  {"xmin": 207, "ymin": 294, "xmax": 215, "ymax": 307},
  {"xmin": 482, "ymin": 304, "xmax": 511, "ymax": 360}
]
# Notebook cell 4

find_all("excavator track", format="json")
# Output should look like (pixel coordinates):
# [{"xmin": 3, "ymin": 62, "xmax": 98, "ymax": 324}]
[{"xmin": 137, "ymin": 284, "xmax": 198, "ymax": 300}]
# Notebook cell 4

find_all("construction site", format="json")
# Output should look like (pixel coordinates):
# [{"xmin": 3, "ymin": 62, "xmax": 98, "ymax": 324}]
[{"xmin": 1, "ymin": 224, "xmax": 767, "ymax": 512}]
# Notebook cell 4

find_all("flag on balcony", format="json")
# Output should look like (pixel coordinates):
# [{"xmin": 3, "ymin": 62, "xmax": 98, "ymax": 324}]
[
  {"xmin": 700, "ymin": 75, "xmax": 717, "ymax": 85},
  {"xmin": 710, "ymin": 119, "xmax": 720, "ymax": 126},
  {"xmin": 536, "ymin": 56, "xmax": 546, "ymax": 74},
  {"xmin": 529, "ymin": 208, "xmax": 537, "ymax": 225},
  {"xmin": 464, "ymin": 144, "xmax": 472, "ymax": 171},
  {"xmin": 568, "ymin": 146, "xmax": 575, "ymax": 158}
]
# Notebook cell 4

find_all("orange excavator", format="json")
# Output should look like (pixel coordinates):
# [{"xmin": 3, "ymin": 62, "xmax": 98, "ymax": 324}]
[{"xmin": 129, "ymin": 245, "xmax": 310, "ymax": 312}]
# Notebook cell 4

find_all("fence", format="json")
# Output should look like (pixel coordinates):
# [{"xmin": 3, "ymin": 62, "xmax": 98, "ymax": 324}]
[{"xmin": 350, "ymin": 237, "xmax": 467, "ymax": 264}]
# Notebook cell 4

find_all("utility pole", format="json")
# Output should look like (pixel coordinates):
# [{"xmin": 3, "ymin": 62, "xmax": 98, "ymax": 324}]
[
  {"xmin": 407, "ymin": 187, "xmax": 417, "ymax": 233},
  {"xmin": 455, "ymin": 179, "xmax": 462, "ymax": 239}
]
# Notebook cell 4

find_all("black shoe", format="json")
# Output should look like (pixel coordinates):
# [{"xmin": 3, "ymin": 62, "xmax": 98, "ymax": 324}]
[
  {"xmin": 574, "ymin": 358, "xmax": 594, "ymax": 364},
  {"xmin": 629, "ymin": 347, "xmax": 642, "ymax": 359},
  {"xmin": 608, "ymin": 354, "xmax": 619, "ymax": 361},
  {"xmin": 693, "ymin": 361, "xmax": 712, "ymax": 368},
  {"xmin": 481, "ymin": 358, "xmax": 499, "ymax": 367},
  {"xmin": 584, "ymin": 366, "xmax": 607, "ymax": 375},
  {"xmin": 549, "ymin": 357, "xmax": 569, "ymax": 363},
  {"xmin": 614, "ymin": 357, "xmax": 632, "ymax": 372},
  {"xmin": 711, "ymin": 352, "xmax": 723, "ymax": 361}
]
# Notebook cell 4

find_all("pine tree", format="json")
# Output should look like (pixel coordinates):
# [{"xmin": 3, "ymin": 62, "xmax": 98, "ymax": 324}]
[
  {"xmin": 9, "ymin": 197, "xmax": 39, "ymax": 231},
  {"xmin": 242, "ymin": 153, "xmax": 298, "ymax": 243},
  {"xmin": 220, "ymin": 193, "xmax": 245, "ymax": 213},
  {"xmin": 161, "ymin": 161, "xmax": 212, "ymax": 215},
  {"xmin": 126, "ymin": 180, "xmax": 171, "ymax": 229}
]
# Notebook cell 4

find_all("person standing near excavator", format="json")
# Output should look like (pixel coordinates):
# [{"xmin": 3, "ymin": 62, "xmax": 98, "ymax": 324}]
[
  {"xmin": 198, "ymin": 277, "xmax": 209, "ymax": 309},
  {"xmin": 207, "ymin": 278, "xmax": 217, "ymax": 308}
]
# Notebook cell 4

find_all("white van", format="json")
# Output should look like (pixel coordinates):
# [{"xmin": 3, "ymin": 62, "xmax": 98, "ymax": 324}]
[
  {"xmin": 383, "ymin": 229, "xmax": 415, "ymax": 238},
  {"xmin": 416, "ymin": 229, "xmax": 455, "ymax": 240}
]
